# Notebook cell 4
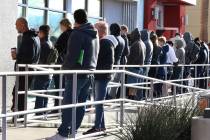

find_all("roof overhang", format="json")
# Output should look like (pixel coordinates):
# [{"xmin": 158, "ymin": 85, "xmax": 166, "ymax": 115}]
[{"xmin": 158, "ymin": 0, "xmax": 196, "ymax": 6}]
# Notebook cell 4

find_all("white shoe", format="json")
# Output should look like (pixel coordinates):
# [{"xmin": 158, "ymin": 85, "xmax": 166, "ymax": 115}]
[{"xmin": 45, "ymin": 134, "xmax": 68, "ymax": 140}]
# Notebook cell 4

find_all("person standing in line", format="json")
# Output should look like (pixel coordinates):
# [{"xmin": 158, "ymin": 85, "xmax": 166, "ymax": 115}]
[
  {"xmin": 108, "ymin": 23, "xmax": 125, "ymax": 99},
  {"xmin": 83, "ymin": 21, "xmax": 116, "ymax": 135},
  {"xmin": 47, "ymin": 9, "xmax": 99, "ymax": 140},
  {"xmin": 11, "ymin": 17, "xmax": 41, "ymax": 115},
  {"xmin": 51, "ymin": 19, "xmax": 72, "ymax": 114},
  {"xmin": 120, "ymin": 25, "xmax": 130, "ymax": 65},
  {"xmin": 33, "ymin": 25, "xmax": 53, "ymax": 115}
]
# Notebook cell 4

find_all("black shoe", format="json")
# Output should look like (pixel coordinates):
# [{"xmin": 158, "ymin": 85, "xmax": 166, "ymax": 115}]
[{"xmin": 83, "ymin": 127, "xmax": 106, "ymax": 135}]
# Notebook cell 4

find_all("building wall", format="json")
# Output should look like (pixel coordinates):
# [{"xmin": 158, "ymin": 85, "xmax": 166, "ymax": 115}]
[
  {"xmin": 0, "ymin": 0, "xmax": 17, "ymax": 108},
  {"xmin": 185, "ymin": 0, "xmax": 210, "ymax": 40}
]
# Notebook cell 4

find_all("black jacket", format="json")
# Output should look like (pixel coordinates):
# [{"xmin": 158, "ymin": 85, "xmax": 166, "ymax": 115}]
[
  {"xmin": 55, "ymin": 29, "xmax": 72, "ymax": 64},
  {"xmin": 63, "ymin": 23, "xmax": 99, "ymax": 71},
  {"xmin": 114, "ymin": 36, "xmax": 125, "ymax": 65},
  {"xmin": 141, "ymin": 29, "xmax": 153, "ymax": 65},
  {"xmin": 95, "ymin": 38, "xmax": 114, "ymax": 80},
  {"xmin": 16, "ymin": 30, "xmax": 41, "ymax": 64},
  {"xmin": 127, "ymin": 28, "xmax": 145, "ymax": 65}
]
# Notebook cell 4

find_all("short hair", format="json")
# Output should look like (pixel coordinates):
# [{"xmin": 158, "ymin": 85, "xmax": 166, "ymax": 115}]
[
  {"xmin": 110, "ymin": 23, "xmax": 121, "ymax": 36},
  {"xmin": 73, "ymin": 9, "xmax": 88, "ymax": 24},
  {"xmin": 94, "ymin": 21, "xmax": 108, "ymax": 35},
  {"xmin": 16, "ymin": 17, "xmax": 28, "ymax": 27},
  {"xmin": 167, "ymin": 41, "xmax": 173, "ymax": 46},
  {"xmin": 39, "ymin": 25, "xmax": 50, "ymax": 36},
  {"xmin": 175, "ymin": 33, "xmax": 181, "ymax": 37},
  {"xmin": 121, "ymin": 25, "xmax": 128, "ymax": 32},
  {"xmin": 60, "ymin": 18, "xmax": 72, "ymax": 29},
  {"xmin": 158, "ymin": 36, "xmax": 167, "ymax": 44}
]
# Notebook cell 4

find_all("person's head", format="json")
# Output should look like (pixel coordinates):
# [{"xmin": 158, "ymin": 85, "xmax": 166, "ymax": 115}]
[
  {"xmin": 121, "ymin": 25, "xmax": 128, "ymax": 35},
  {"xmin": 38, "ymin": 25, "xmax": 50, "ymax": 40},
  {"xmin": 207, "ymin": 42, "xmax": 210, "ymax": 50},
  {"xmin": 166, "ymin": 41, "xmax": 173, "ymax": 47},
  {"xmin": 60, "ymin": 18, "xmax": 72, "ymax": 32},
  {"xmin": 175, "ymin": 39, "xmax": 184, "ymax": 49},
  {"xmin": 158, "ymin": 36, "xmax": 167, "ymax": 47},
  {"xmin": 94, "ymin": 21, "xmax": 109, "ymax": 39},
  {"xmin": 73, "ymin": 9, "xmax": 88, "ymax": 27},
  {"xmin": 110, "ymin": 23, "xmax": 121, "ymax": 36},
  {"xmin": 175, "ymin": 33, "xmax": 181, "ymax": 37},
  {"xmin": 15, "ymin": 17, "xmax": 29, "ymax": 33},
  {"xmin": 150, "ymin": 33, "xmax": 158, "ymax": 46}
]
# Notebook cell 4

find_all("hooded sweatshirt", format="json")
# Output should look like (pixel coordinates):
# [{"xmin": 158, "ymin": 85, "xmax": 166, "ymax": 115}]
[
  {"xmin": 63, "ymin": 23, "xmax": 99, "ymax": 70},
  {"xmin": 127, "ymin": 28, "xmax": 146, "ymax": 65},
  {"xmin": 175, "ymin": 39, "xmax": 185, "ymax": 64},
  {"xmin": 141, "ymin": 29, "xmax": 153, "ymax": 65},
  {"xmin": 95, "ymin": 35, "xmax": 116, "ymax": 80},
  {"xmin": 183, "ymin": 32, "xmax": 200, "ymax": 64}
]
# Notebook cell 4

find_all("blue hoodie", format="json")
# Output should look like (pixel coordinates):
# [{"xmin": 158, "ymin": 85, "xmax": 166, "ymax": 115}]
[{"xmin": 63, "ymin": 23, "xmax": 99, "ymax": 70}]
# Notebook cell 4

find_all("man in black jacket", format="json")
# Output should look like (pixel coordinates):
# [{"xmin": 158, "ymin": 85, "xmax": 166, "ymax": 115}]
[
  {"xmin": 11, "ymin": 17, "xmax": 40, "ymax": 113},
  {"xmin": 47, "ymin": 9, "xmax": 99, "ymax": 140}
]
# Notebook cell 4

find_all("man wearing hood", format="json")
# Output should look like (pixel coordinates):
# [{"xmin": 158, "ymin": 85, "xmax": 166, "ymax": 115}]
[
  {"xmin": 127, "ymin": 28, "xmax": 146, "ymax": 100},
  {"xmin": 183, "ymin": 32, "xmax": 200, "ymax": 91},
  {"xmin": 141, "ymin": 29, "xmax": 153, "ymax": 67},
  {"xmin": 47, "ymin": 9, "xmax": 99, "ymax": 140},
  {"xmin": 11, "ymin": 17, "xmax": 40, "ymax": 114}
]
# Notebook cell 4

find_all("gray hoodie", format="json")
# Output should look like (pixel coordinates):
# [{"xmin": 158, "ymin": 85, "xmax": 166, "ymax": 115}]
[
  {"xmin": 175, "ymin": 39, "xmax": 185, "ymax": 64},
  {"xmin": 183, "ymin": 32, "xmax": 200, "ymax": 64},
  {"xmin": 141, "ymin": 29, "xmax": 153, "ymax": 65}
]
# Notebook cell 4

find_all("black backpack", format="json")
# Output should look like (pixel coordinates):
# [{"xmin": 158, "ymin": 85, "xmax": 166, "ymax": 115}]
[{"xmin": 46, "ymin": 47, "xmax": 59, "ymax": 64}]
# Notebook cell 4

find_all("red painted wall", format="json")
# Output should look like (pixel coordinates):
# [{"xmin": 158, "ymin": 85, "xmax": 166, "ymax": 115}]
[{"xmin": 144, "ymin": 0, "xmax": 157, "ymax": 31}]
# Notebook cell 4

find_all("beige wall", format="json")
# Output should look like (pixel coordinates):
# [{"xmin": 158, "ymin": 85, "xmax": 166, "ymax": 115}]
[{"xmin": 185, "ymin": 0, "xmax": 210, "ymax": 41}]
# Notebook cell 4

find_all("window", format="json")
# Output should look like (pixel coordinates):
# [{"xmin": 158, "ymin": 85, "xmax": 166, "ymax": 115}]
[
  {"xmin": 27, "ymin": 8, "xmax": 44, "ymax": 30},
  {"xmin": 88, "ymin": 17, "xmax": 100, "ymax": 24},
  {"xmin": 18, "ymin": 7, "xmax": 23, "ymax": 17},
  {"xmin": 28, "ymin": 0, "xmax": 45, "ymax": 7},
  {"xmin": 49, "ymin": 0, "xmax": 64, "ymax": 10},
  {"xmin": 48, "ymin": 11, "xmax": 64, "ymax": 37},
  {"xmin": 72, "ymin": 0, "xmax": 85, "ymax": 12},
  {"xmin": 88, "ymin": 0, "xmax": 101, "ymax": 17}
]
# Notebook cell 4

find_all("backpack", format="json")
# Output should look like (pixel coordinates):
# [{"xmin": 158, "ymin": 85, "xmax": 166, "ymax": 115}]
[
  {"xmin": 46, "ymin": 47, "xmax": 59, "ymax": 64},
  {"xmin": 190, "ymin": 42, "xmax": 200, "ymax": 63}
]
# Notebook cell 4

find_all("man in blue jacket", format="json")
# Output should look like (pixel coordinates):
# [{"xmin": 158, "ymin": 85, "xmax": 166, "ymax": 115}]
[{"xmin": 47, "ymin": 9, "xmax": 99, "ymax": 140}]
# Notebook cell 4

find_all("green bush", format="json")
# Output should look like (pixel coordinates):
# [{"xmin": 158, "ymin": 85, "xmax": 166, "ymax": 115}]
[{"xmin": 115, "ymin": 101, "xmax": 200, "ymax": 140}]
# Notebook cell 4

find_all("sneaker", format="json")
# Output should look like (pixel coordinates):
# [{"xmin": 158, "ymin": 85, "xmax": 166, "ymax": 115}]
[
  {"xmin": 45, "ymin": 134, "xmax": 68, "ymax": 140},
  {"xmin": 82, "ymin": 127, "xmax": 106, "ymax": 135}
]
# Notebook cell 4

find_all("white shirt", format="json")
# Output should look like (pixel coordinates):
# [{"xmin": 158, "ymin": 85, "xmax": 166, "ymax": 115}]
[{"xmin": 166, "ymin": 44, "xmax": 178, "ymax": 64}]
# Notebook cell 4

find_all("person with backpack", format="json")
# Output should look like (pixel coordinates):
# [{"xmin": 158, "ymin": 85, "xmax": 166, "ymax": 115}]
[
  {"xmin": 32, "ymin": 25, "xmax": 54, "ymax": 115},
  {"xmin": 51, "ymin": 19, "xmax": 73, "ymax": 113},
  {"xmin": 11, "ymin": 17, "xmax": 41, "ymax": 115},
  {"xmin": 47, "ymin": 9, "xmax": 99, "ymax": 140}
]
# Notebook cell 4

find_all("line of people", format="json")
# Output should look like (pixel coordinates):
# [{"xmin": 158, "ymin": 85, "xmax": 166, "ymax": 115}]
[{"xmin": 11, "ymin": 9, "xmax": 210, "ymax": 140}]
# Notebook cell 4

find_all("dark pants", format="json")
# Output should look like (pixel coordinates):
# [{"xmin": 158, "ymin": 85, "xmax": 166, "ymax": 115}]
[
  {"xmin": 53, "ymin": 74, "xmax": 65, "ymax": 107},
  {"xmin": 34, "ymin": 76, "xmax": 51, "ymax": 112},
  {"xmin": 171, "ymin": 66, "xmax": 182, "ymax": 94},
  {"xmin": 58, "ymin": 75, "xmax": 91, "ymax": 137},
  {"xmin": 12, "ymin": 75, "xmax": 33, "ymax": 112}
]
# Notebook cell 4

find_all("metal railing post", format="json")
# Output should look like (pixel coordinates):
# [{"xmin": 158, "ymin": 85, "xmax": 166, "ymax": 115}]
[
  {"xmin": 71, "ymin": 73, "xmax": 77, "ymax": 139},
  {"xmin": 120, "ymin": 71, "xmax": 125, "ymax": 127},
  {"xmin": 58, "ymin": 67, "xmax": 63, "ymax": 119},
  {"xmin": 14, "ymin": 65, "xmax": 19, "ymax": 127},
  {"xmin": 181, "ymin": 65, "xmax": 184, "ymax": 94},
  {"xmin": 24, "ymin": 64, "xmax": 29, "ymax": 127},
  {"xmin": 195, "ymin": 66, "xmax": 197, "ymax": 88},
  {"xmin": 150, "ymin": 80, "xmax": 154, "ymax": 102},
  {"xmin": 173, "ymin": 86, "xmax": 177, "ymax": 107},
  {"xmin": 207, "ymin": 66, "xmax": 209, "ymax": 89},
  {"xmin": 2, "ymin": 75, "xmax": 7, "ymax": 140}
]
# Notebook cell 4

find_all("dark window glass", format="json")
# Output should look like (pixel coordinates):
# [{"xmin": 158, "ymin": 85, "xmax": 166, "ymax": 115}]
[
  {"xmin": 49, "ymin": 0, "xmax": 64, "ymax": 10},
  {"xmin": 27, "ymin": 8, "xmax": 44, "ymax": 30}
]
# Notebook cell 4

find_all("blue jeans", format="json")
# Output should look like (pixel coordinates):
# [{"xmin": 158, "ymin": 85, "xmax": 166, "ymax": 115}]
[
  {"xmin": 94, "ymin": 79, "xmax": 110, "ymax": 129},
  {"xmin": 58, "ymin": 75, "xmax": 91, "ymax": 137},
  {"xmin": 34, "ymin": 76, "xmax": 51, "ymax": 111}
]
